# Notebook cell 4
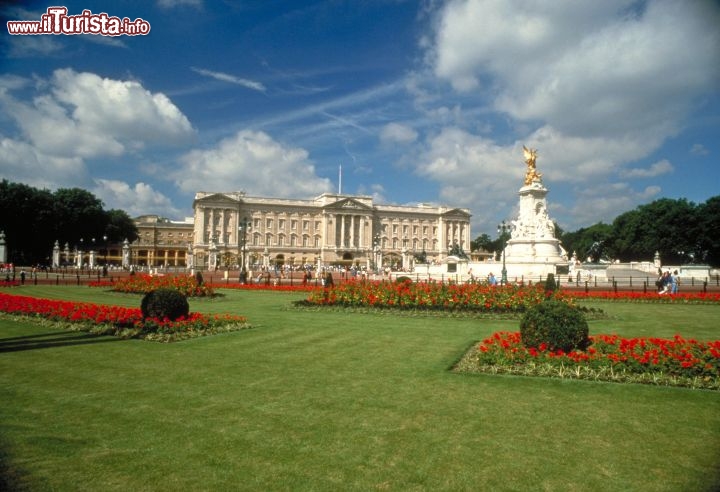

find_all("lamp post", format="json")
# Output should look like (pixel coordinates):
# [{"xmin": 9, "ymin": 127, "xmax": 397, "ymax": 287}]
[
  {"xmin": 238, "ymin": 217, "xmax": 250, "ymax": 284},
  {"xmin": 77, "ymin": 238, "xmax": 84, "ymax": 270},
  {"xmin": 101, "ymin": 235, "xmax": 108, "ymax": 276},
  {"xmin": 372, "ymin": 233, "xmax": 381, "ymax": 274},
  {"xmin": 497, "ymin": 221, "xmax": 510, "ymax": 285}
]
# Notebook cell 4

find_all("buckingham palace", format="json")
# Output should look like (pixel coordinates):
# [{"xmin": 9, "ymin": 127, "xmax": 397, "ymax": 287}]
[{"xmin": 189, "ymin": 191, "xmax": 471, "ymax": 271}]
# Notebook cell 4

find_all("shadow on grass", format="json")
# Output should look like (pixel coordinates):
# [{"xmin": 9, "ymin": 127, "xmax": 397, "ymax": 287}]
[{"xmin": 0, "ymin": 331, "xmax": 123, "ymax": 353}]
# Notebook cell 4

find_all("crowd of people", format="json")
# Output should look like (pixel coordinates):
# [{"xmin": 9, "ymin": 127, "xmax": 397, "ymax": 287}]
[{"xmin": 656, "ymin": 269, "xmax": 680, "ymax": 294}]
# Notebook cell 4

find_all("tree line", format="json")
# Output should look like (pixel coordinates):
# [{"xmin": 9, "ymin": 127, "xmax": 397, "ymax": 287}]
[
  {"xmin": 471, "ymin": 196, "xmax": 720, "ymax": 267},
  {"xmin": 0, "ymin": 179, "xmax": 139, "ymax": 265}
]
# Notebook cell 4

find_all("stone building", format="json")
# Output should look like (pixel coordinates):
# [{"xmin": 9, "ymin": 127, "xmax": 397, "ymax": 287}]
[
  {"xmin": 130, "ymin": 215, "xmax": 194, "ymax": 268},
  {"xmin": 191, "ymin": 192, "xmax": 471, "ymax": 271}
]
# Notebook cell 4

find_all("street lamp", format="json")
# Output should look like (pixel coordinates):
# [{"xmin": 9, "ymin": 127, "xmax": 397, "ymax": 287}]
[
  {"xmin": 497, "ymin": 221, "xmax": 510, "ymax": 285},
  {"xmin": 102, "ymin": 235, "xmax": 108, "ymax": 276},
  {"xmin": 238, "ymin": 217, "xmax": 250, "ymax": 283},
  {"xmin": 372, "ymin": 233, "xmax": 381, "ymax": 274}
]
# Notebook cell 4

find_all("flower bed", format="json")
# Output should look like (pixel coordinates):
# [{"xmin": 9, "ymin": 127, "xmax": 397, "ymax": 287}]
[
  {"xmin": 299, "ymin": 280, "xmax": 720, "ymax": 313},
  {"xmin": 100, "ymin": 274, "xmax": 214, "ymax": 297},
  {"xmin": 302, "ymin": 280, "xmax": 568, "ymax": 314},
  {"xmin": 455, "ymin": 331, "xmax": 720, "ymax": 390},
  {"xmin": 0, "ymin": 292, "xmax": 249, "ymax": 342},
  {"xmin": 558, "ymin": 290, "xmax": 720, "ymax": 303},
  {"xmin": 208, "ymin": 282, "xmax": 315, "ymax": 292}
]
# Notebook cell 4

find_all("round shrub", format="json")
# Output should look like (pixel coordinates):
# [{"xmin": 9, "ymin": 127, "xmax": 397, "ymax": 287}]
[
  {"xmin": 140, "ymin": 288, "xmax": 190, "ymax": 321},
  {"xmin": 519, "ymin": 300, "xmax": 590, "ymax": 352},
  {"xmin": 395, "ymin": 276, "xmax": 412, "ymax": 284}
]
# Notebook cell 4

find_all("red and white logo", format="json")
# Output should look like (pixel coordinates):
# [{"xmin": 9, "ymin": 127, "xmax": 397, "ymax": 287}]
[{"xmin": 7, "ymin": 6, "xmax": 151, "ymax": 36}]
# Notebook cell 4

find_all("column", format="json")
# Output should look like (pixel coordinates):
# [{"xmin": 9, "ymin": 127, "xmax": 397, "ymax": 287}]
[
  {"xmin": 340, "ymin": 214, "xmax": 346, "ymax": 248},
  {"xmin": 350, "ymin": 215, "xmax": 355, "ymax": 248},
  {"xmin": 359, "ymin": 215, "xmax": 365, "ymax": 250}
]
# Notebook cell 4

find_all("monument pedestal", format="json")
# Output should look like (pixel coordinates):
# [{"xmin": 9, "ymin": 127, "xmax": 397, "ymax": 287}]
[{"xmin": 502, "ymin": 165, "xmax": 567, "ymax": 274}]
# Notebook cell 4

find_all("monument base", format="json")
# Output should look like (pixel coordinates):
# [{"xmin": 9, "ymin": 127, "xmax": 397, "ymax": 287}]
[{"xmin": 504, "ymin": 238, "xmax": 566, "ymax": 265}]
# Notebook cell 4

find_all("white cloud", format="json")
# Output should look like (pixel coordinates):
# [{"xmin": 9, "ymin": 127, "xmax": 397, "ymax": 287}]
[
  {"xmin": 0, "ymin": 69, "xmax": 195, "ymax": 159},
  {"xmin": 431, "ymin": 0, "xmax": 720, "ymax": 140},
  {"xmin": 92, "ymin": 179, "xmax": 182, "ymax": 217},
  {"xmin": 380, "ymin": 123, "xmax": 418, "ymax": 145},
  {"xmin": 51, "ymin": 69, "xmax": 195, "ymax": 146},
  {"xmin": 564, "ymin": 183, "xmax": 662, "ymax": 227},
  {"xmin": 414, "ymin": 0, "xmax": 720, "ymax": 230},
  {"xmin": 620, "ymin": 159, "xmax": 673, "ymax": 178},
  {"xmin": 690, "ymin": 143, "xmax": 709, "ymax": 156},
  {"xmin": 174, "ymin": 130, "xmax": 332, "ymax": 198},
  {"xmin": 6, "ymin": 35, "xmax": 63, "ymax": 58},
  {"xmin": 191, "ymin": 67, "xmax": 266, "ymax": 92},
  {"xmin": 0, "ymin": 137, "xmax": 86, "ymax": 189}
]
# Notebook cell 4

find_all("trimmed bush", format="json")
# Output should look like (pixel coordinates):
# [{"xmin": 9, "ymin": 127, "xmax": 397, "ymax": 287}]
[
  {"xmin": 140, "ymin": 288, "xmax": 190, "ymax": 321},
  {"xmin": 544, "ymin": 273, "xmax": 558, "ymax": 293},
  {"xmin": 395, "ymin": 276, "xmax": 412, "ymax": 284},
  {"xmin": 519, "ymin": 300, "xmax": 590, "ymax": 352}
]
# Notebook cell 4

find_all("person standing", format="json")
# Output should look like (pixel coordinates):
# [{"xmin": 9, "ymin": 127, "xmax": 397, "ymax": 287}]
[
  {"xmin": 487, "ymin": 272, "xmax": 497, "ymax": 286},
  {"xmin": 671, "ymin": 270, "xmax": 680, "ymax": 294}
]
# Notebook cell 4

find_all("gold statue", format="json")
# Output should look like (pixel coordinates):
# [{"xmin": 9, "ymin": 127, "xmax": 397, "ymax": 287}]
[{"xmin": 522, "ymin": 145, "xmax": 542, "ymax": 185}]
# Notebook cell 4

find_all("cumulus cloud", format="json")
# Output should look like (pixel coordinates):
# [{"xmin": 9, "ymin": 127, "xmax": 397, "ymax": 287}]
[
  {"xmin": 0, "ymin": 69, "xmax": 197, "ymax": 219},
  {"xmin": 0, "ymin": 69, "xmax": 195, "ymax": 159},
  {"xmin": 432, "ymin": 0, "xmax": 720, "ymax": 138},
  {"xmin": 174, "ymin": 130, "xmax": 332, "ymax": 198},
  {"xmin": 414, "ymin": 0, "xmax": 720, "ymax": 228},
  {"xmin": 92, "ymin": 179, "xmax": 182, "ymax": 217},
  {"xmin": 380, "ymin": 122, "xmax": 418, "ymax": 145}
]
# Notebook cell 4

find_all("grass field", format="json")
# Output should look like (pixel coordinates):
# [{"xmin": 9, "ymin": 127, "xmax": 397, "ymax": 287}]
[{"xmin": 1, "ymin": 286, "xmax": 719, "ymax": 491}]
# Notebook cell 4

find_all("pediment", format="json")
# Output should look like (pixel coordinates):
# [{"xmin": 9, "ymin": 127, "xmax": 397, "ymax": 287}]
[
  {"xmin": 323, "ymin": 198, "xmax": 373, "ymax": 212},
  {"xmin": 442, "ymin": 208, "xmax": 471, "ymax": 219},
  {"xmin": 193, "ymin": 193, "xmax": 242, "ymax": 207}
]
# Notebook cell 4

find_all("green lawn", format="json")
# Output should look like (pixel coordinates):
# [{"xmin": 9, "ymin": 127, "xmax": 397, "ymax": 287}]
[{"xmin": 1, "ymin": 286, "xmax": 719, "ymax": 491}]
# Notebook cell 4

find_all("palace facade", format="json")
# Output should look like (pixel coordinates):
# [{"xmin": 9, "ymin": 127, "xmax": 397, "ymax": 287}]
[{"xmin": 190, "ymin": 192, "xmax": 471, "ymax": 271}]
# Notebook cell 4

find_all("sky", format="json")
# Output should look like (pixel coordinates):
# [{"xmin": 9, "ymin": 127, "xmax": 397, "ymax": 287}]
[{"xmin": 1, "ymin": 0, "xmax": 719, "ymax": 237}]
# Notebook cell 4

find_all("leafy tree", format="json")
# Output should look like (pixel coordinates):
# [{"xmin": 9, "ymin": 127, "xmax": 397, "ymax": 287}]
[
  {"xmin": 52, "ymin": 188, "xmax": 108, "ymax": 246},
  {"xmin": 106, "ymin": 209, "xmax": 139, "ymax": 243},
  {"xmin": 609, "ymin": 198, "xmax": 698, "ymax": 264},
  {"xmin": 0, "ymin": 180, "xmax": 55, "ymax": 264},
  {"xmin": 696, "ymin": 196, "xmax": 720, "ymax": 265},
  {"xmin": 0, "ymin": 180, "xmax": 138, "ymax": 265},
  {"xmin": 470, "ymin": 233, "xmax": 498, "ymax": 254},
  {"xmin": 559, "ymin": 223, "xmax": 612, "ymax": 263}
]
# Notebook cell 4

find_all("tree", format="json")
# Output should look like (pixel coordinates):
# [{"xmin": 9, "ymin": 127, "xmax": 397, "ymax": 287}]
[
  {"xmin": 52, "ymin": 188, "xmax": 108, "ymax": 247},
  {"xmin": 609, "ymin": 198, "xmax": 698, "ymax": 264},
  {"xmin": 0, "ymin": 180, "xmax": 55, "ymax": 264},
  {"xmin": 0, "ymin": 180, "xmax": 139, "ymax": 265},
  {"xmin": 696, "ymin": 196, "xmax": 720, "ymax": 265},
  {"xmin": 559, "ymin": 223, "xmax": 612, "ymax": 263},
  {"xmin": 471, "ymin": 233, "xmax": 498, "ymax": 254},
  {"xmin": 106, "ymin": 209, "xmax": 139, "ymax": 244}
]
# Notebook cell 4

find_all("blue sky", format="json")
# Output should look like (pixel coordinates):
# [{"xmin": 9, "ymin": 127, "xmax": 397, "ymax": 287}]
[{"xmin": 1, "ymin": 0, "xmax": 719, "ymax": 237}]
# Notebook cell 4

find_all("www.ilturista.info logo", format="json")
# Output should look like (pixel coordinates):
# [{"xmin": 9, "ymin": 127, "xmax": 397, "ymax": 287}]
[{"xmin": 7, "ymin": 7, "xmax": 151, "ymax": 36}]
